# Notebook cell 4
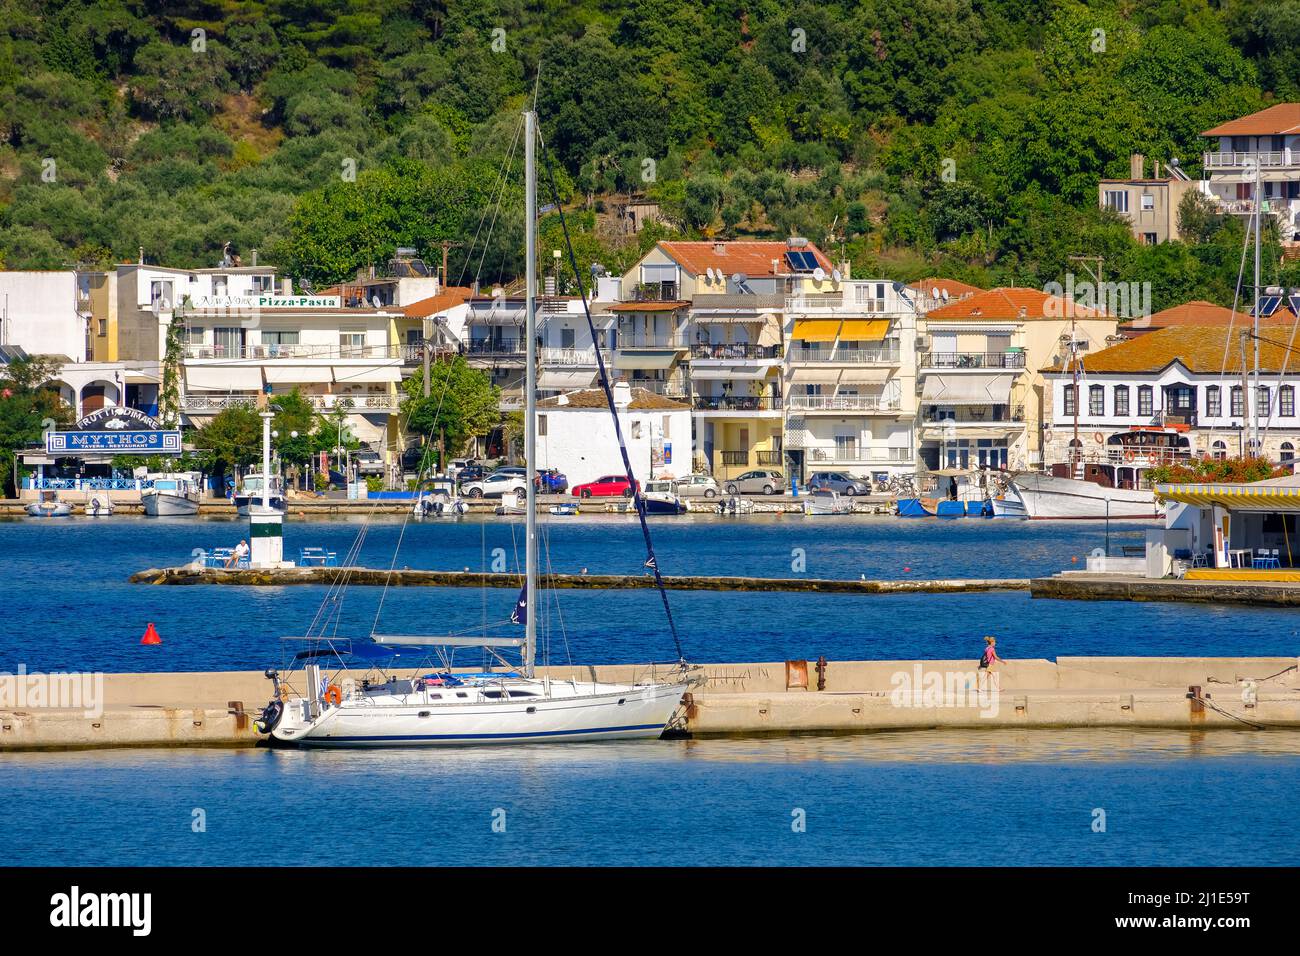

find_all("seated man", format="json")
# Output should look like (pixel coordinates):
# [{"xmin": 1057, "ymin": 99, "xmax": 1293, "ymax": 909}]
[{"xmin": 226, "ymin": 539, "xmax": 250, "ymax": 568}]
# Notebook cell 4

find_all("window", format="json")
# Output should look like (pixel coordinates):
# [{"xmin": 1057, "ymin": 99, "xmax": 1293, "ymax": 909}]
[
  {"xmin": 1143, "ymin": 233, "xmax": 1158, "ymax": 246},
  {"xmin": 251, "ymin": 275, "xmax": 273, "ymax": 292},
  {"xmin": 662, "ymin": 415, "xmax": 671, "ymax": 438},
  {"xmin": 1140, "ymin": 194, "xmax": 1155, "ymax": 211},
  {"xmin": 1089, "ymin": 385, "xmax": 1104, "ymax": 416},
  {"xmin": 1283, "ymin": 385, "xmax": 1295, "ymax": 417},
  {"xmin": 1063, "ymin": 384, "xmax": 1076, "ymax": 416},
  {"xmin": 537, "ymin": 414, "xmax": 547, "ymax": 437},
  {"xmin": 834, "ymin": 434, "xmax": 858, "ymax": 459},
  {"xmin": 1114, "ymin": 385, "xmax": 1130, "ymax": 416},
  {"xmin": 1103, "ymin": 190, "xmax": 1129, "ymax": 213},
  {"xmin": 339, "ymin": 331, "xmax": 366, "ymax": 356},
  {"xmin": 1212, "ymin": 440, "xmax": 1227, "ymax": 461},
  {"xmin": 1138, "ymin": 385, "xmax": 1153, "ymax": 417},
  {"xmin": 631, "ymin": 421, "xmax": 642, "ymax": 439},
  {"xmin": 1206, "ymin": 385, "xmax": 1221, "ymax": 417},
  {"xmin": 1231, "ymin": 385, "xmax": 1244, "ymax": 417},
  {"xmin": 150, "ymin": 280, "xmax": 174, "ymax": 310},
  {"xmin": 1283, "ymin": 442, "xmax": 1296, "ymax": 463},
  {"xmin": 213, "ymin": 327, "xmax": 243, "ymax": 358},
  {"xmin": 1258, "ymin": 385, "xmax": 1271, "ymax": 416},
  {"xmin": 1169, "ymin": 386, "xmax": 1192, "ymax": 412},
  {"xmin": 560, "ymin": 328, "xmax": 575, "ymax": 349},
  {"xmin": 97, "ymin": 319, "xmax": 107, "ymax": 336},
  {"xmin": 212, "ymin": 275, "xmax": 229, "ymax": 296}
]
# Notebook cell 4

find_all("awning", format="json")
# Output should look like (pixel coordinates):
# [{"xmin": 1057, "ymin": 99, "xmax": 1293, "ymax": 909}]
[
  {"xmin": 789, "ymin": 367, "xmax": 843, "ymax": 385},
  {"xmin": 615, "ymin": 350, "xmax": 679, "ymax": 370},
  {"xmin": 124, "ymin": 370, "xmax": 161, "ymax": 384},
  {"xmin": 920, "ymin": 373, "xmax": 1014, "ymax": 405},
  {"xmin": 690, "ymin": 365, "xmax": 775, "ymax": 381},
  {"xmin": 185, "ymin": 366, "xmax": 263, "ymax": 391},
  {"xmin": 839, "ymin": 319, "xmax": 890, "ymax": 340},
  {"xmin": 264, "ymin": 365, "xmax": 334, "ymax": 384},
  {"xmin": 792, "ymin": 319, "xmax": 841, "ymax": 342},
  {"xmin": 334, "ymin": 365, "xmax": 402, "ymax": 384},
  {"xmin": 538, "ymin": 369, "xmax": 598, "ymax": 389},
  {"xmin": 838, "ymin": 367, "xmax": 892, "ymax": 385},
  {"xmin": 921, "ymin": 426, "xmax": 1022, "ymax": 441},
  {"xmin": 1156, "ymin": 483, "xmax": 1300, "ymax": 512}
]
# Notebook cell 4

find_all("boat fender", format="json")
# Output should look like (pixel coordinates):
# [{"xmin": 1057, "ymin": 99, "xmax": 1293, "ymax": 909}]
[
  {"xmin": 323, "ymin": 684, "xmax": 343, "ymax": 706},
  {"xmin": 1124, "ymin": 449, "xmax": 1135, "ymax": 462},
  {"xmin": 255, "ymin": 699, "xmax": 283, "ymax": 734},
  {"xmin": 1093, "ymin": 432, "xmax": 1103, "ymax": 443}
]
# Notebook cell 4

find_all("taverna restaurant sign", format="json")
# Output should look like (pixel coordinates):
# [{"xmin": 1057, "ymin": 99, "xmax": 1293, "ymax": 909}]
[{"xmin": 45, "ymin": 407, "xmax": 181, "ymax": 455}]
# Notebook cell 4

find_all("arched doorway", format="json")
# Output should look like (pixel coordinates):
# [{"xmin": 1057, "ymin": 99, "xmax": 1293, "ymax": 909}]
[{"xmin": 80, "ymin": 379, "xmax": 121, "ymax": 414}]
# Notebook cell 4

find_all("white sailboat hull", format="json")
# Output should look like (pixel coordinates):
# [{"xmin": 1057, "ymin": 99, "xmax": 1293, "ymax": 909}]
[
  {"xmin": 141, "ymin": 491, "xmax": 200, "ymax": 516},
  {"xmin": 1011, "ymin": 473, "xmax": 1162, "ymax": 519},
  {"xmin": 271, "ymin": 679, "xmax": 687, "ymax": 747}
]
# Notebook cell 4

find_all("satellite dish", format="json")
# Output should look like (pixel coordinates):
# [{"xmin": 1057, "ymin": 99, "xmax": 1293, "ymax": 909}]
[
  {"xmin": 732, "ymin": 273, "xmax": 747, "ymax": 283},
  {"xmin": 941, "ymin": 289, "xmax": 950, "ymax": 302},
  {"xmin": 371, "ymin": 295, "xmax": 382, "ymax": 309},
  {"xmin": 931, "ymin": 287, "xmax": 940, "ymax": 299},
  {"xmin": 705, "ymin": 267, "xmax": 715, "ymax": 282},
  {"xmin": 813, "ymin": 267, "xmax": 826, "ymax": 282},
  {"xmin": 831, "ymin": 269, "xmax": 842, "ymax": 283}
]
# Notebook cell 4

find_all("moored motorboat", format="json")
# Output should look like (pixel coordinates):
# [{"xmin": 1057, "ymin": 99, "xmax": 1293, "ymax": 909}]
[
  {"xmin": 642, "ymin": 480, "xmax": 687, "ymax": 515},
  {"xmin": 1010, "ymin": 470, "xmax": 1162, "ymax": 519},
  {"xmin": 84, "ymin": 493, "xmax": 114, "ymax": 516},
  {"xmin": 235, "ymin": 472, "xmax": 285, "ymax": 516},
  {"xmin": 804, "ymin": 489, "xmax": 854, "ymax": 515},
  {"xmin": 141, "ymin": 473, "xmax": 201, "ymax": 516},
  {"xmin": 25, "ymin": 490, "xmax": 72, "ymax": 517}
]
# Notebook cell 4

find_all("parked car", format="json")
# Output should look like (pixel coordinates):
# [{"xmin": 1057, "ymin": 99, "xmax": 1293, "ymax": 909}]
[
  {"xmin": 534, "ymin": 469, "xmax": 569, "ymax": 494},
  {"xmin": 675, "ymin": 474, "xmax": 720, "ymax": 498},
  {"xmin": 571, "ymin": 475, "xmax": 638, "ymax": 498},
  {"xmin": 455, "ymin": 464, "xmax": 488, "ymax": 485},
  {"xmin": 724, "ymin": 470, "xmax": 785, "ymax": 495},
  {"xmin": 354, "ymin": 449, "xmax": 385, "ymax": 476},
  {"xmin": 461, "ymin": 473, "xmax": 528, "ymax": 498},
  {"xmin": 493, "ymin": 466, "xmax": 528, "ymax": 478},
  {"xmin": 807, "ymin": 471, "xmax": 872, "ymax": 496}
]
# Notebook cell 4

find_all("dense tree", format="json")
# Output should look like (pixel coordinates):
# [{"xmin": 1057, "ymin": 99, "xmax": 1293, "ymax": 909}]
[
  {"xmin": 401, "ymin": 356, "xmax": 501, "ymax": 456},
  {"xmin": 0, "ymin": 356, "xmax": 74, "ymax": 497},
  {"xmin": 191, "ymin": 405, "xmax": 262, "ymax": 493}
]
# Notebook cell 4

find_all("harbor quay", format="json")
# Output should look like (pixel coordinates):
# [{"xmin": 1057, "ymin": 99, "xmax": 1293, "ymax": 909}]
[{"xmin": 2, "ymin": 656, "xmax": 1296, "ymax": 751}]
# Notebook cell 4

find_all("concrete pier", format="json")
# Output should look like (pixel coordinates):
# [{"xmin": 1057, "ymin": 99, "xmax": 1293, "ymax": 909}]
[
  {"xmin": 2, "ymin": 656, "xmax": 1296, "ymax": 751},
  {"xmin": 129, "ymin": 565, "xmax": 1030, "ymax": 595},
  {"xmin": 1032, "ymin": 572, "xmax": 1300, "ymax": 607}
]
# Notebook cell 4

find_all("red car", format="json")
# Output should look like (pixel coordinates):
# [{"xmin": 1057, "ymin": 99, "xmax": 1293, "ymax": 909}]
[{"xmin": 571, "ymin": 474, "xmax": 638, "ymax": 498}]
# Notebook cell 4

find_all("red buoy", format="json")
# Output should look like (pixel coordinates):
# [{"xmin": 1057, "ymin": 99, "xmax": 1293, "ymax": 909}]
[{"xmin": 141, "ymin": 622, "xmax": 162, "ymax": 645}]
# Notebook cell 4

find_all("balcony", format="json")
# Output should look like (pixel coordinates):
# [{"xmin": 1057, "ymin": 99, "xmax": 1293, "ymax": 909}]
[
  {"xmin": 466, "ymin": 339, "xmax": 525, "ymax": 357},
  {"xmin": 539, "ymin": 347, "xmax": 611, "ymax": 366},
  {"xmin": 183, "ymin": 344, "xmax": 402, "ymax": 360},
  {"xmin": 181, "ymin": 393, "xmax": 259, "ymax": 412},
  {"xmin": 921, "ymin": 351, "xmax": 1026, "ymax": 370},
  {"xmin": 693, "ymin": 395, "xmax": 783, "ymax": 413},
  {"xmin": 630, "ymin": 282, "xmax": 680, "ymax": 302},
  {"xmin": 922, "ymin": 405, "xmax": 1025, "ymax": 425},
  {"xmin": 755, "ymin": 450, "xmax": 783, "ymax": 466},
  {"xmin": 806, "ymin": 447, "xmax": 912, "ymax": 465},
  {"xmin": 690, "ymin": 293, "xmax": 786, "ymax": 315},
  {"xmin": 786, "ymin": 294, "xmax": 894, "ymax": 314},
  {"xmin": 720, "ymin": 450, "xmax": 749, "ymax": 466},
  {"xmin": 626, "ymin": 379, "xmax": 688, "ymax": 399},
  {"xmin": 787, "ymin": 394, "xmax": 901, "ymax": 413},
  {"xmin": 790, "ymin": 347, "xmax": 900, "ymax": 365},
  {"xmin": 310, "ymin": 394, "xmax": 399, "ymax": 412},
  {"xmin": 690, "ymin": 343, "xmax": 782, "ymax": 361},
  {"xmin": 1203, "ymin": 151, "xmax": 1300, "ymax": 170}
]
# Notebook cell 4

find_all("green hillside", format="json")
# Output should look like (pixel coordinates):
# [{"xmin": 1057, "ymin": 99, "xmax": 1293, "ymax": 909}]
[{"xmin": 1, "ymin": 0, "xmax": 1297, "ymax": 308}]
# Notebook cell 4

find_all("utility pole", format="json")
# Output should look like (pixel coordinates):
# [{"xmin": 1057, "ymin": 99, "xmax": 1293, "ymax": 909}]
[
  {"xmin": 1070, "ymin": 316, "xmax": 1081, "ymax": 476},
  {"xmin": 1253, "ymin": 159, "xmax": 1263, "ymax": 452},
  {"xmin": 437, "ymin": 240, "xmax": 462, "ymax": 289},
  {"xmin": 1241, "ymin": 329, "xmax": 1252, "ymax": 458}
]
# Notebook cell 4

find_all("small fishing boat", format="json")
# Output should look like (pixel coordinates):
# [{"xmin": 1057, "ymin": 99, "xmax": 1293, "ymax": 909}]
[
  {"xmin": 804, "ymin": 489, "xmax": 854, "ymax": 515},
  {"xmin": 83, "ymin": 493, "xmax": 114, "ymax": 517},
  {"xmin": 413, "ymin": 478, "xmax": 468, "ymax": 517},
  {"xmin": 642, "ymin": 480, "xmax": 687, "ymax": 515},
  {"xmin": 25, "ymin": 490, "xmax": 72, "ymax": 517},
  {"xmin": 896, "ymin": 496, "xmax": 933, "ymax": 517},
  {"xmin": 141, "ymin": 473, "xmax": 201, "ymax": 516},
  {"xmin": 235, "ymin": 472, "xmax": 286, "ymax": 516},
  {"xmin": 549, "ymin": 502, "xmax": 580, "ymax": 516},
  {"xmin": 716, "ymin": 494, "xmax": 755, "ymax": 515}
]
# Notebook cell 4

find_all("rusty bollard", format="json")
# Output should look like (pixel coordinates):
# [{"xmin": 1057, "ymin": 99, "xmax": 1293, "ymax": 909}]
[{"xmin": 816, "ymin": 655, "xmax": 828, "ymax": 691}]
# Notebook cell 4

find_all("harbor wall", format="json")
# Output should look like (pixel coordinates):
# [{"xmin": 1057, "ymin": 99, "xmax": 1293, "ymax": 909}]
[{"xmin": 3, "ymin": 656, "xmax": 1296, "ymax": 751}]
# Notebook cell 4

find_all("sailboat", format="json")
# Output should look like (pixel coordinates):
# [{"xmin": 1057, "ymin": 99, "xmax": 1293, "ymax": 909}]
[{"xmin": 256, "ymin": 110, "xmax": 693, "ymax": 747}]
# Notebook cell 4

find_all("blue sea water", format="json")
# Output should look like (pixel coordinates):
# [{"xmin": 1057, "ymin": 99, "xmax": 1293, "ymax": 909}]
[
  {"xmin": 0, "ymin": 512, "xmax": 1298, "ymax": 672},
  {"xmin": 2, "ymin": 514, "xmax": 1299, "ymax": 866}
]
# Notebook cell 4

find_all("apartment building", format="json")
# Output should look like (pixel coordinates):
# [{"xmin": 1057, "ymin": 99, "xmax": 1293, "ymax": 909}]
[
  {"xmin": 0, "ymin": 270, "xmax": 89, "ymax": 361},
  {"xmin": 1098, "ymin": 153, "xmax": 1198, "ymax": 244},
  {"xmin": 918, "ymin": 288, "xmax": 1118, "ymax": 470},
  {"xmin": 1200, "ymin": 103, "xmax": 1300, "ymax": 241},
  {"xmin": 784, "ymin": 278, "xmax": 919, "ymax": 481},
  {"xmin": 1041, "ymin": 325, "xmax": 1300, "ymax": 464}
]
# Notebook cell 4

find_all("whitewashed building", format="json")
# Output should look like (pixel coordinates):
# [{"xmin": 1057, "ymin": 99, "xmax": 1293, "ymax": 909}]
[
  {"xmin": 535, "ymin": 383, "xmax": 691, "ymax": 486},
  {"xmin": 0, "ymin": 270, "xmax": 88, "ymax": 361}
]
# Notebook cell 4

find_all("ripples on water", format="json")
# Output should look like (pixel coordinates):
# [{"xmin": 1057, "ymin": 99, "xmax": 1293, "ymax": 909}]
[{"xmin": 1, "ymin": 730, "xmax": 1297, "ymax": 866}]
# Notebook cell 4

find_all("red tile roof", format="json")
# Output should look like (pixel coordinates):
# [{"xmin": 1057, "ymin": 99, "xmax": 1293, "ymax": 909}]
[
  {"xmin": 657, "ymin": 241, "xmax": 832, "ymax": 278},
  {"xmin": 1045, "ymin": 325, "xmax": 1300, "ymax": 374},
  {"xmin": 1121, "ymin": 299, "xmax": 1298, "ymax": 335},
  {"xmin": 924, "ymin": 287, "xmax": 1105, "ymax": 321},
  {"xmin": 1203, "ymin": 104, "xmax": 1300, "ymax": 137},
  {"xmin": 907, "ymin": 277, "xmax": 983, "ymax": 299},
  {"xmin": 402, "ymin": 287, "xmax": 473, "ymax": 318}
]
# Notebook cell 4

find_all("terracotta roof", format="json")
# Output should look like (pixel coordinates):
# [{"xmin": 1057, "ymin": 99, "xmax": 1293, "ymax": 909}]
[
  {"xmin": 1203, "ymin": 104, "xmax": 1300, "ymax": 137},
  {"xmin": 1121, "ymin": 300, "xmax": 1299, "ymax": 335},
  {"xmin": 924, "ymin": 287, "xmax": 1105, "ymax": 321},
  {"xmin": 657, "ymin": 241, "xmax": 832, "ymax": 278},
  {"xmin": 1044, "ymin": 325, "xmax": 1300, "ymax": 374},
  {"xmin": 608, "ymin": 300, "xmax": 690, "ymax": 312},
  {"xmin": 907, "ymin": 277, "xmax": 983, "ymax": 299},
  {"xmin": 537, "ymin": 386, "xmax": 690, "ymax": 410},
  {"xmin": 402, "ymin": 287, "xmax": 473, "ymax": 319}
]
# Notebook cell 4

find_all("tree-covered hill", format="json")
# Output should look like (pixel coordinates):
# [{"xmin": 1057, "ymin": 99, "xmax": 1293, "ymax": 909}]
[{"xmin": 2, "ymin": 0, "xmax": 1298, "ymax": 309}]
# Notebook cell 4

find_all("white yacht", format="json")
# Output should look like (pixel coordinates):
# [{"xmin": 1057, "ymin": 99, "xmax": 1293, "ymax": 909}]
[
  {"xmin": 256, "ymin": 110, "xmax": 693, "ymax": 748},
  {"xmin": 235, "ymin": 472, "xmax": 285, "ymax": 516},
  {"xmin": 141, "ymin": 473, "xmax": 201, "ymax": 516}
]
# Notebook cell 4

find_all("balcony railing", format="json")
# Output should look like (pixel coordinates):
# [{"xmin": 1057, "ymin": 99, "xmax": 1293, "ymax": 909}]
[
  {"xmin": 181, "ymin": 393, "xmax": 398, "ymax": 412},
  {"xmin": 807, "ymin": 447, "xmax": 912, "ymax": 464},
  {"xmin": 691, "ymin": 293, "xmax": 785, "ymax": 311},
  {"xmin": 630, "ymin": 282, "xmax": 679, "ymax": 302},
  {"xmin": 616, "ymin": 336, "xmax": 689, "ymax": 349},
  {"xmin": 755, "ymin": 450, "xmax": 783, "ymax": 466},
  {"xmin": 466, "ymin": 339, "xmax": 524, "ymax": 356},
  {"xmin": 720, "ymin": 450, "xmax": 749, "ymax": 466},
  {"xmin": 921, "ymin": 351, "xmax": 1026, "ymax": 369},
  {"xmin": 627, "ymin": 379, "xmax": 688, "ymax": 398},
  {"xmin": 1203, "ymin": 150, "xmax": 1298, "ymax": 169},
  {"xmin": 539, "ymin": 347, "xmax": 611, "ymax": 366},
  {"xmin": 787, "ymin": 395, "xmax": 900, "ymax": 412},
  {"xmin": 184, "ymin": 344, "xmax": 402, "ymax": 360},
  {"xmin": 791, "ymin": 347, "xmax": 900, "ymax": 364},
  {"xmin": 923, "ymin": 404, "xmax": 1025, "ymax": 424},
  {"xmin": 181, "ymin": 393, "xmax": 259, "ymax": 411},
  {"xmin": 690, "ymin": 343, "xmax": 782, "ymax": 361},
  {"xmin": 693, "ymin": 396, "xmax": 783, "ymax": 412}
]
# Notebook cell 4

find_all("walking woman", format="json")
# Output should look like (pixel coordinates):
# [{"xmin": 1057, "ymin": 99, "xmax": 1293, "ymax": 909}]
[{"xmin": 977, "ymin": 635, "xmax": 1004, "ymax": 693}]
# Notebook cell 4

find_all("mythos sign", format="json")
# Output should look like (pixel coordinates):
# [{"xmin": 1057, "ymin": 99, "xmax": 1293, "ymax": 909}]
[{"xmin": 46, "ymin": 407, "xmax": 182, "ymax": 456}]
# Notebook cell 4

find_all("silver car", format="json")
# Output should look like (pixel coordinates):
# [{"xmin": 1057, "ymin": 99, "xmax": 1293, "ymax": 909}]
[
  {"xmin": 724, "ymin": 470, "xmax": 785, "ymax": 495},
  {"xmin": 675, "ymin": 474, "xmax": 720, "ymax": 498}
]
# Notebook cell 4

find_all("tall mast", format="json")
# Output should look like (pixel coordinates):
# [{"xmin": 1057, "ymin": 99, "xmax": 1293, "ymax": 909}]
[
  {"xmin": 523, "ymin": 109, "xmax": 538, "ymax": 678},
  {"xmin": 1253, "ymin": 160, "xmax": 1262, "ymax": 451}
]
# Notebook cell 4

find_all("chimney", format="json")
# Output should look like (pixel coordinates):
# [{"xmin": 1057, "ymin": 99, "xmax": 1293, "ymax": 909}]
[
  {"xmin": 1130, "ymin": 153, "xmax": 1144, "ymax": 180},
  {"xmin": 713, "ymin": 242, "xmax": 726, "ymax": 254},
  {"xmin": 281, "ymin": 277, "xmax": 292, "ymax": 296},
  {"xmin": 249, "ymin": 249, "xmax": 258, "ymax": 266},
  {"xmin": 613, "ymin": 381, "xmax": 632, "ymax": 408},
  {"xmin": 1153, "ymin": 160, "xmax": 1161, "ymax": 179}
]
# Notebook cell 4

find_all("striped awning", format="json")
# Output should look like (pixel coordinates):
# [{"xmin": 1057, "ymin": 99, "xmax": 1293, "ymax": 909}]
[
  {"xmin": 1156, "ymin": 482, "xmax": 1300, "ymax": 512},
  {"xmin": 185, "ymin": 366, "xmax": 263, "ymax": 390},
  {"xmin": 838, "ymin": 319, "xmax": 890, "ymax": 340},
  {"xmin": 920, "ymin": 373, "xmax": 1014, "ymax": 405},
  {"xmin": 792, "ymin": 319, "xmax": 841, "ymax": 342}
]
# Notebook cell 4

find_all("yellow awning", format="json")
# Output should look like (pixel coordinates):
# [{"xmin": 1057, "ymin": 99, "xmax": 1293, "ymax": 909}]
[
  {"xmin": 838, "ymin": 319, "xmax": 890, "ymax": 340},
  {"xmin": 793, "ymin": 319, "xmax": 841, "ymax": 342},
  {"xmin": 1157, "ymin": 482, "xmax": 1300, "ymax": 512}
]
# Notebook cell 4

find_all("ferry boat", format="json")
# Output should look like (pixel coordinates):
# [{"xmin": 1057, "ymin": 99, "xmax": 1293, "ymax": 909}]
[
  {"xmin": 141, "ymin": 473, "xmax": 201, "ymax": 516},
  {"xmin": 1009, "ymin": 427, "xmax": 1183, "ymax": 519},
  {"xmin": 234, "ymin": 471, "xmax": 285, "ymax": 516},
  {"xmin": 256, "ymin": 110, "xmax": 693, "ymax": 748}
]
